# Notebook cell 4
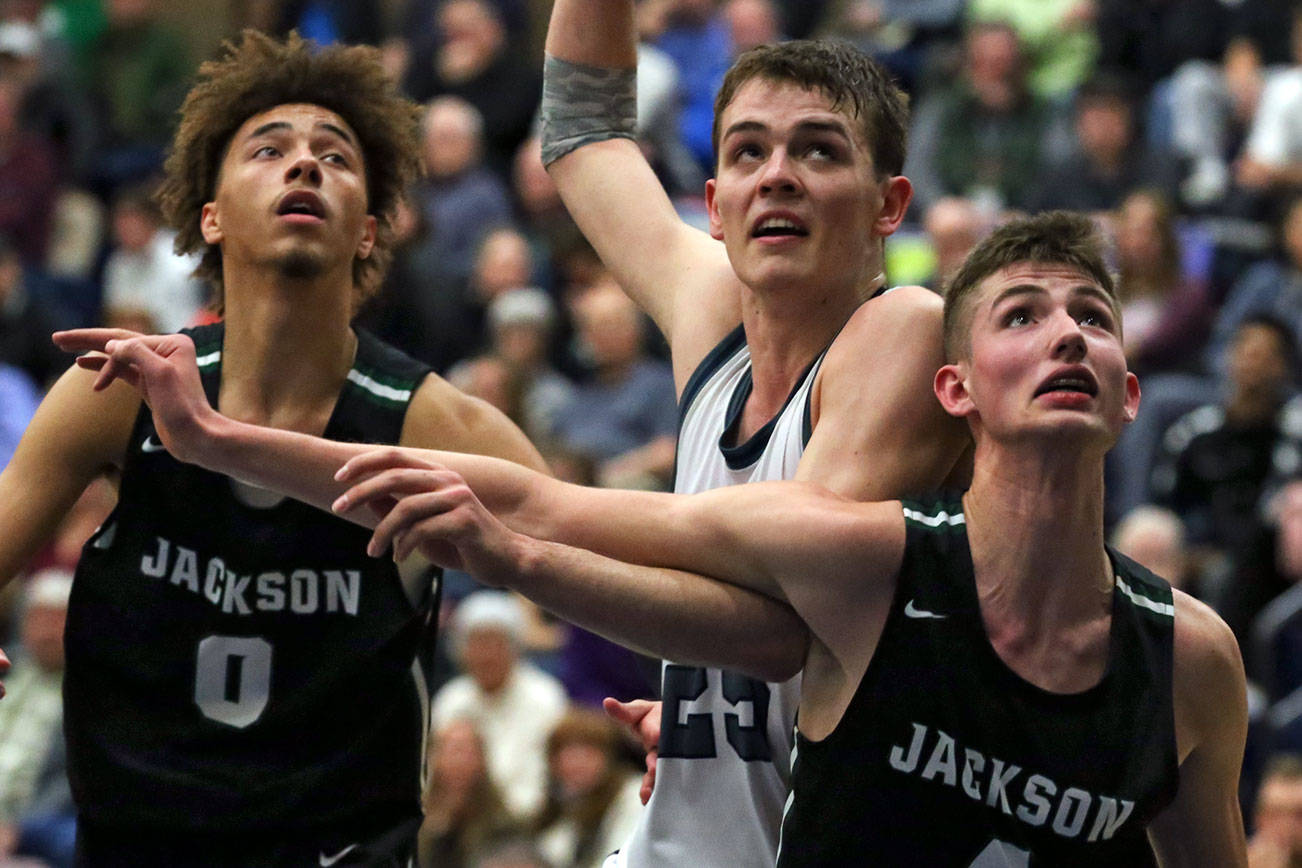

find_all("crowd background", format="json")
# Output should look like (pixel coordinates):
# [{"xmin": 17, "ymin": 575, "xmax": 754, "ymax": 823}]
[{"xmin": 1, "ymin": 1, "xmax": 1302, "ymax": 866}]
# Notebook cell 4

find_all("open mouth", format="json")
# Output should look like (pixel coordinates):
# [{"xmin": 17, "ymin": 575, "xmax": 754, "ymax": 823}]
[
  {"xmin": 276, "ymin": 190, "xmax": 325, "ymax": 220},
  {"xmin": 1034, "ymin": 373, "xmax": 1098, "ymax": 398},
  {"xmin": 751, "ymin": 216, "xmax": 809, "ymax": 239}
]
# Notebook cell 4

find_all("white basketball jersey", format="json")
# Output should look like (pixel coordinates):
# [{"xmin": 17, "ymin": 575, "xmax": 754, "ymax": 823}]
[{"xmin": 616, "ymin": 324, "xmax": 826, "ymax": 867}]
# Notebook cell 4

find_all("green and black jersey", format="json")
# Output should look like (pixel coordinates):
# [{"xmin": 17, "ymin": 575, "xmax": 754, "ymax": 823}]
[
  {"xmin": 65, "ymin": 323, "xmax": 438, "ymax": 850},
  {"xmin": 778, "ymin": 495, "xmax": 1179, "ymax": 867}
]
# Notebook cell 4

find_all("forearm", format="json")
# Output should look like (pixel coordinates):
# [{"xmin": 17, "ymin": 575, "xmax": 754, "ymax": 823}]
[
  {"xmin": 503, "ymin": 533, "xmax": 807, "ymax": 682},
  {"xmin": 545, "ymin": 0, "xmax": 636, "ymax": 67}
]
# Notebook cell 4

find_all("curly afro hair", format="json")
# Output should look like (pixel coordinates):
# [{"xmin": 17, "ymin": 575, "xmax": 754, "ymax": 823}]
[{"xmin": 158, "ymin": 30, "xmax": 422, "ymax": 312}]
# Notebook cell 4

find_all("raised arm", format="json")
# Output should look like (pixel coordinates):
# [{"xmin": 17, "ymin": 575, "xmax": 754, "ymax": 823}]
[
  {"xmin": 1147, "ymin": 591, "xmax": 1249, "ymax": 866},
  {"xmin": 542, "ymin": 0, "xmax": 740, "ymax": 384}
]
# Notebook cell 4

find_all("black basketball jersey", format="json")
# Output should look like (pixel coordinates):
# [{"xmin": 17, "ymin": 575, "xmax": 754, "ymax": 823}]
[
  {"xmin": 65, "ymin": 323, "xmax": 438, "ymax": 838},
  {"xmin": 777, "ymin": 496, "xmax": 1179, "ymax": 867}
]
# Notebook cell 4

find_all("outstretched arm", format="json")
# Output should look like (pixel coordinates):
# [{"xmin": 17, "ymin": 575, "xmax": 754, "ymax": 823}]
[
  {"xmin": 542, "ymin": 0, "xmax": 740, "ymax": 386},
  {"xmin": 52, "ymin": 330, "xmax": 546, "ymax": 524},
  {"xmin": 1147, "ymin": 591, "xmax": 1248, "ymax": 866},
  {"xmin": 334, "ymin": 454, "xmax": 906, "ymax": 677},
  {"xmin": 54, "ymin": 330, "xmax": 813, "ymax": 679}
]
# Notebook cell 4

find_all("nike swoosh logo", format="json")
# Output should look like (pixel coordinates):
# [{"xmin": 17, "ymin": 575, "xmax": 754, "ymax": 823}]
[
  {"xmin": 141, "ymin": 436, "xmax": 167, "ymax": 454},
  {"xmin": 904, "ymin": 599, "xmax": 947, "ymax": 620},
  {"xmin": 319, "ymin": 843, "xmax": 358, "ymax": 867}
]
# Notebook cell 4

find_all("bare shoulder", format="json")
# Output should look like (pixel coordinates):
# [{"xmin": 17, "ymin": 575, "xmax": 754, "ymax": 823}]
[
  {"xmin": 822, "ymin": 285, "xmax": 944, "ymax": 377},
  {"xmin": 1171, "ymin": 589, "xmax": 1247, "ymax": 760},
  {"xmin": 400, "ymin": 375, "xmax": 546, "ymax": 470}
]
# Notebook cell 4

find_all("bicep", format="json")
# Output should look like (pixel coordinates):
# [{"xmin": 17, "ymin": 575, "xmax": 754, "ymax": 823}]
[
  {"xmin": 400, "ymin": 376, "xmax": 547, "ymax": 473},
  {"xmin": 796, "ymin": 290, "xmax": 968, "ymax": 501},
  {"xmin": 1150, "ymin": 595, "xmax": 1249, "ymax": 866},
  {"xmin": 0, "ymin": 366, "xmax": 139, "ymax": 583}
]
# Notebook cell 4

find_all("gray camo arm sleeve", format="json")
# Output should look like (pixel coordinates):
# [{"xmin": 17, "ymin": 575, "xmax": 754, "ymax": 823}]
[{"xmin": 539, "ymin": 54, "xmax": 638, "ymax": 167}]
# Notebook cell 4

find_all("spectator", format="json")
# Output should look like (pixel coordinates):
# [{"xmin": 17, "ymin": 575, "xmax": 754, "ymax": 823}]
[
  {"xmin": 411, "ymin": 96, "xmax": 514, "ymax": 286},
  {"xmin": 1030, "ymin": 76, "xmax": 1182, "ymax": 214},
  {"xmin": 905, "ymin": 20, "xmax": 1052, "ymax": 214},
  {"xmin": 0, "ymin": 19, "xmax": 93, "ymax": 184},
  {"xmin": 1248, "ymin": 754, "xmax": 1302, "ymax": 868},
  {"xmin": 1111, "ymin": 505, "xmax": 1193, "ymax": 593},
  {"xmin": 555, "ymin": 280, "xmax": 678, "ymax": 490},
  {"xmin": 0, "ymin": 75, "xmax": 58, "ymax": 267},
  {"xmin": 352, "ymin": 196, "xmax": 477, "ymax": 374},
  {"xmin": 418, "ymin": 718, "xmax": 522, "ymax": 868},
  {"xmin": 100, "ymin": 183, "xmax": 205, "ymax": 334},
  {"xmin": 0, "ymin": 362, "xmax": 37, "ymax": 468},
  {"xmin": 81, "ymin": 0, "xmax": 191, "ymax": 195},
  {"xmin": 967, "ymin": 0, "xmax": 1099, "ymax": 99},
  {"xmin": 535, "ymin": 709, "xmax": 645, "ymax": 868},
  {"xmin": 447, "ymin": 354, "xmax": 530, "ymax": 433},
  {"xmin": 486, "ymin": 287, "xmax": 576, "ymax": 443},
  {"xmin": 1236, "ymin": 7, "xmax": 1302, "ymax": 203},
  {"xmin": 920, "ymin": 196, "xmax": 987, "ymax": 292},
  {"xmin": 1110, "ymin": 189, "xmax": 1213, "ymax": 377},
  {"xmin": 1094, "ymin": 0, "xmax": 1233, "ymax": 99},
  {"xmin": 723, "ymin": 0, "xmax": 782, "ymax": 54},
  {"xmin": 1206, "ymin": 194, "xmax": 1302, "ymax": 382},
  {"xmin": 403, "ymin": 0, "xmax": 541, "ymax": 176},
  {"xmin": 1151, "ymin": 315, "xmax": 1301, "ymax": 562},
  {"xmin": 652, "ymin": 0, "xmax": 734, "ymax": 176},
  {"xmin": 0, "ymin": 236, "xmax": 67, "ymax": 389},
  {"xmin": 430, "ymin": 591, "xmax": 568, "ymax": 820},
  {"xmin": 0, "ymin": 569, "xmax": 73, "ymax": 868},
  {"xmin": 470, "ymin": 226, "xmax": 537, "ymax": 324}
]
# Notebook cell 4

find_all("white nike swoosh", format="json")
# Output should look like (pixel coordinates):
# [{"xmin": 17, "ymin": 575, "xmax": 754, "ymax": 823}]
[
  {"xmin": 141, "ymin": 435, "xmax": 167, "ymax": 454},
  {"xmin": 319, "ymin": 843, "xmax": 359, "ymax": 867},
  {"xmin": 903, "ymin": 599, "xmax": 947, "ymax": 620}
]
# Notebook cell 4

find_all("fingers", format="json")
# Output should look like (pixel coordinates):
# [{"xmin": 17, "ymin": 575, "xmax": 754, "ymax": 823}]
[
  {"xmin": 640, "ymin": 750, "xmax": 658, "ymax": 804},
  {"xmin": 366, "ymin": 489, "xmax": 465, "ymax": 559},
  {"xmin": 332, "ymin": 466, "xmax": 461, "ymax": 516},
  {"xmin": 51, "ymin": 327, "xmax": 144, "ymax": 353},
  {"xmin": 335, "ymin": 447, "xmax": 444, "ymax": 484}
]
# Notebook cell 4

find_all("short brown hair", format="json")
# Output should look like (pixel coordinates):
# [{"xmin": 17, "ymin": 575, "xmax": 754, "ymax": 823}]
[
  {"xmin": 158, "ymin": 30, "xmax": 422, "ymax": 312},
  {"xmin": 711, "ymin": 39, "xmax": 908, "ymax": 177},
  {"xmin": 942, "ymin": 211, "xmax": 1118, "ymax": 360}
]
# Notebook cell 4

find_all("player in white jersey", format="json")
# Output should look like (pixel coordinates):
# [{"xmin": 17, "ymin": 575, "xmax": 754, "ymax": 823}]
[
  {"xmin": 535, "ymin": 5, "xmax": 969, "ymax": 863},
  {"xmin": 69, "ymin": 11, "xmax": 972, "ymax": 867}
]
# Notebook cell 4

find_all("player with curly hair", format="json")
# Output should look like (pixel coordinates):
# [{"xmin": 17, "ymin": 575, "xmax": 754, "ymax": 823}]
[{"xmin": 0, "ymin": 29, "xmax": 542, "ymax": 866}]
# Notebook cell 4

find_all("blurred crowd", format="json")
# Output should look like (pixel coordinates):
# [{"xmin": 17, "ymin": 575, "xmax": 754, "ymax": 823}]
[{"xmin": 2, "ymin": 0, "xmax": 1302, "ymax": 866}]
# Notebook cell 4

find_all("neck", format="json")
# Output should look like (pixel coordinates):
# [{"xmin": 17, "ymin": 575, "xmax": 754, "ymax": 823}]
[
  {"xmin": 963, "ymin": 435, "xmax": 1112, "ymax": 625},
  {"xmin": 739, "ymin": 268, "xmax": 881, "ymax": 413},
  {"xmin": 217, "ymin": 263, "xmax": 357, "ymax": 432}
]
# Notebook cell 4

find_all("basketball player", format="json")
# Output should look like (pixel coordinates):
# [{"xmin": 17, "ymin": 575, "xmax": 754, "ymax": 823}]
[
  {"xmin": 0, "ymin": 31, "xmax": 545, "ymax": 866},
  {"xmin": 58, "ymin": 12, "xmax": 970, "ymax": 867},
  {"xmin": 325, "ymin": 212, "xmax": 1248, "ymax": 865}
]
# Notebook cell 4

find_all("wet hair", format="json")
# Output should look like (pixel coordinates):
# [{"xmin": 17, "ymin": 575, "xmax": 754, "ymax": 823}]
[
  {"xmin": 158, "ymin": 30, "xmax": 422, "ymax": 311},
  {"xmin": 711, "ymin": 39, "xmax": 908, "ymax": 177},
  {"xmin": 942, "ymin": 211, "xmax": 1118, "ymax": 360}
]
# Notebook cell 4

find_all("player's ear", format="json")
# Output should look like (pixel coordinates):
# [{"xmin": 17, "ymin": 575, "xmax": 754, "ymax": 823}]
[
  {"xmin": 873, "ymin": 175, "xmax": 912, "ymax": 238},
  {"xmin": 1122, "ymin": 371, "xmax": 1141, "ymax": 424},
  {"xmin": 934, "ymin": 363, "xmax": 974, "ymax": 419},
  {"xmin": 200, "ymin": 202, "xmax": 222, "ymax": 245},
  {"xmin": 705, "ymin": 178, "xmax": 724, "ymax": 241},
  {"xmin": 356, "ymin": 215, "xmax": 377, "ymax": 260}
]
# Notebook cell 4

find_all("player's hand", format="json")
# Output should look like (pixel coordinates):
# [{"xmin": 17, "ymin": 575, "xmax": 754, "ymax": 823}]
[
  {"xmin": 332, "ymin": 448, "xmax": 527, "ymax": 580},
  {"xmin": 53, "ymin": 329, "xmax": 213, "ymax": 463},
  {"xmin": 0, "ymin": 647, "xmax": 9, "ymax": 700},
  {"xmin": 603, "ymin": 697, "xmax": 662, "ymax": 804}
]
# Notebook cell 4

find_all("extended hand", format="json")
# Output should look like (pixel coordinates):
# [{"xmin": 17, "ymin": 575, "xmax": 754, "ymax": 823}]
[
  {"xmin": 53, "ymin": 329, "xmax": 213, "ymax": 463},
  {"xmin": 332, "ymin": 447, "xmax": 527, "ymax": 580},
  {"xmin": 603, "ymin": 697, "xmax": 662, "ymax": 804}
]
